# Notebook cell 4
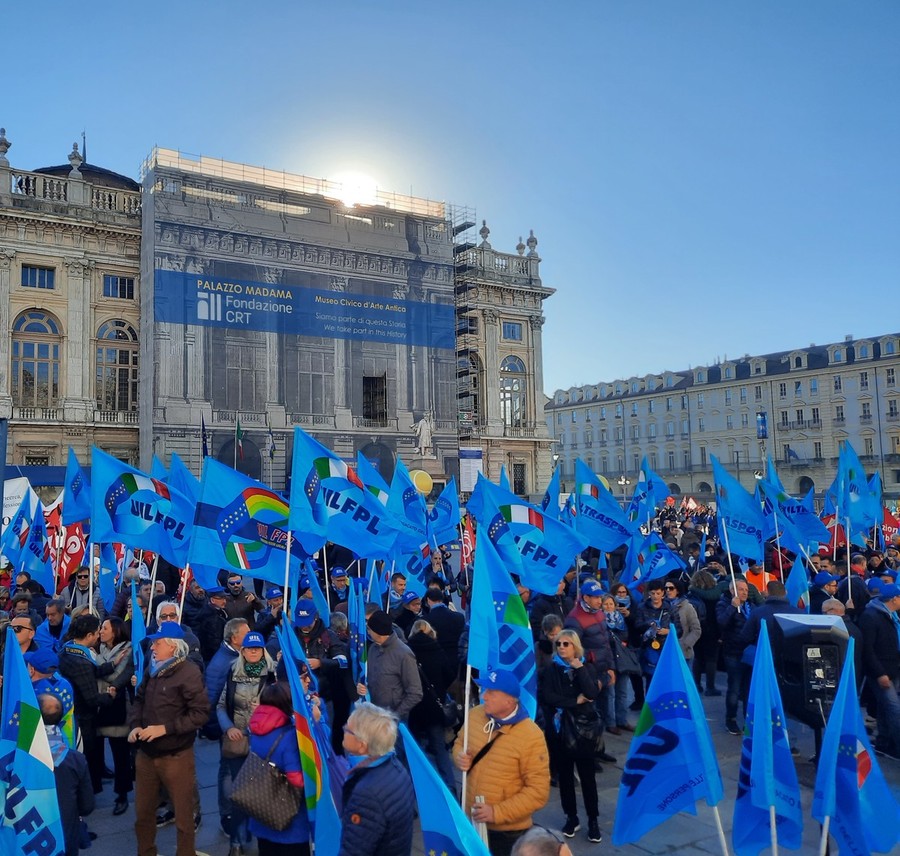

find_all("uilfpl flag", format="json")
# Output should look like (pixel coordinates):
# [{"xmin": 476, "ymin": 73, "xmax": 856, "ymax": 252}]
[
  {"xmin": 836, "ymin": 442, "xmax": 876, "ymax": 540},
  {"xmin": 623, "ymin": 530, "xmax": 687, "ymax": 591},
  {"xmin": 21, "ymin": 500, "xmax": 54, "ymax": 594},
  {"xmin": 732, "ymin": 622, "xmax": 803, "ymax": 856},
  {"xmin": 468, "ymin": 534, "xmax": 537, "ymax": 718},
  {"xmin": 0, "ymin": 627, "xmax": 66, "ymax": 854},
  {"xmin": 758, "ymin": 478, "xmax": 830, "ymax": 551},
  {"xmin": 190, "ymin": 458, "xmax": 303, "ymax": 586},
  {"xmin": 426, "ymin": 477, "xmax": 460, "ymax": 546},
  {"xmin": 90, "ymin": 448, "xmax": 194, "ymax": 568},
  {"xmin": 613, "ymin": 625, "xmax": 723, "ymax": 845},
  {"xmin": 468, "ymin": 474, "xmax": 589, "ymax": 595},
  {"xmin": 574, "ymin": 459, "xmax": 636, "ymax": 551},
  {"xmin": 355, "ymin": 452, "xmax": 391, "ymax": 506},
  {"xmin": 62, "ymin": 446, "xmax": 91, "ymax": 525},
  {"xmin": 386, "ymin": 457, "xmax": 428, "ymax": 551},
  {"xmin": 812, "ymin": 637, "xmax": 900, "ymax": 854},
  {"xmin": 400, "ymin": 724, "xmax": 490, "ymax": 856},
  {"xmin": 289, "ymin": 427, "xmax": 400, "ymax": 557},
  {"xmin": 711, "ymin": 456, "xmax": 765, "ymax": 561}
]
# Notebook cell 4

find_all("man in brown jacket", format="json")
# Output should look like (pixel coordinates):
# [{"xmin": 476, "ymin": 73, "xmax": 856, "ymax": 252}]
[
  {"xmin": 454, "ymin": 669, "xmax": 550, "ymax": 856},
  {"xmin": 128, "ymin": 622, "xmax": 209, "ymax": 856}
]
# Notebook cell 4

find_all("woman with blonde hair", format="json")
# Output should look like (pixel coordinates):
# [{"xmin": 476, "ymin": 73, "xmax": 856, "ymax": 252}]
[{"xmin": 538, "ymin": 628, "xmax": 602, "ymax": 844}]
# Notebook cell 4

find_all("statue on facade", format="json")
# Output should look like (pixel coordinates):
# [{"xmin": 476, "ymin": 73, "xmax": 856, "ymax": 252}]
[{"xmin": 412, "ymin": 412, "xmax": 434, "ymax": 457}]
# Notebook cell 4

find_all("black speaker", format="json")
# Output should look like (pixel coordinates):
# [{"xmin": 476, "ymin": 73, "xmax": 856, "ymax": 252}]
[{"xmin": 769, "ymin": 614, "xmax": 849, "ymax": 730}]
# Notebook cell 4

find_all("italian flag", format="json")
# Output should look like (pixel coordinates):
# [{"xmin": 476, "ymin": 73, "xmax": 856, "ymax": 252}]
[
  {"xmin": 579, "ymin": 483, "xmax": 599, "ymax": 499},
  {"xmin": 312, "ymin": 456, "xmax": 364, "ymax": 490},
  {"xmin": 499, "ymin": 504, "xmax": 544, "ymax": 531},
  {"xmin": 235, "ymin": 419, "xmax": 244, "ymax": 461}
]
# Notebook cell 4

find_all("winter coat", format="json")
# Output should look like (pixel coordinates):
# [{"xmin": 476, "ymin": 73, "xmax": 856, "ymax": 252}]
[
  {"xmin": 58, "ymin": 642, "xmax": 115, "ymax": 731},
  {"xmin": 196, "ymin": 603, "xmax": 229, "ymax": 662},
  {"xmin": 128, "ymin": 656, "xmax": 208, "ymax": 757},
  {"xmin": 669, "ymin": 597, "xmax": 702, "ymax": 660},
  {"xmin": 716, "ymin": 594, "xmax": 751, "ymax": 659},
  {"xmin": 366, "ymin": 633, "xmax": 423, "ymax": 721},
  {"xmin": 216, "ymin": 652, "xmax": 277, "ymax": 735},
  {"xmin": 452, "ymin": 704, "xmax": 550, "ymax": 832},
  {"xmin": 338, "ymin": 753, "xmax": 414, "ymax": 856},
  {"xmin": 564, "ymin": 600, "xmax": 614, "ymax": 674},
  {"xmin": 95, "ymin": 640, "xmax": 134, "ymax": 736},
  {"xmin": 858, "ymin": 600, "xmax": 900, "ymax": 682},
  {"xmin": 406, "ymin": 631, "xmax": 454, "ymax": 731},
  {"xmin": 246, "ymin": 705, "xmax": 309, "ymax": 844}
]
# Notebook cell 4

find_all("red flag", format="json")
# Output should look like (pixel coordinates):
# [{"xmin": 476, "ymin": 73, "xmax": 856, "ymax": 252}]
[
  {"xmin": 461, "ymin": 514, "xmax": 476, "ymax": 569},
  {"xmin": 57, "ymin": 522, "xmax": 87, "ymax": 590}
]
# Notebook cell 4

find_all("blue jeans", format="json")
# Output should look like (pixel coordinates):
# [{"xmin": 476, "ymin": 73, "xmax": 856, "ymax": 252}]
[
  {"xmin": 875, "ymin": 676, "xmax": 900, "ymax": 753},
  {"xmin": 604, "ymin": 674, "xmax": 633, "ymax": 726}
]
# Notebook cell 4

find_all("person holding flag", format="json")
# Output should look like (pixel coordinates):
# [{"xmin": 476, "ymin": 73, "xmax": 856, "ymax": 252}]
[{"xmin": 858, "ymin": 582, "xmax": 900, "ymax": 759}]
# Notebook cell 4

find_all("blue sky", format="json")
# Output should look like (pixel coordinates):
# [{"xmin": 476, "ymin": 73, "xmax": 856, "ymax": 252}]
[{"xmin": 5, "ymin": 1, "xmax": 899, "ymax": 395}]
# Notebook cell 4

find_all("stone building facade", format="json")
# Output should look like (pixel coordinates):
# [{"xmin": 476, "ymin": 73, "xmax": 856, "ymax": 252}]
[
  {"xmin": 0, "ymin": 129, "xmax": 142, "ymax": 479},
  {"xmin": 547, "ymin": 335, "xmax": 900, "ymax": 501}
]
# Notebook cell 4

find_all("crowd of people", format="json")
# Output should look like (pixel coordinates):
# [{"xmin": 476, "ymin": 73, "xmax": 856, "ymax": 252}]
[{"xmin": 0, "ymin": 508, "xmax": 898, "ymax": 856}]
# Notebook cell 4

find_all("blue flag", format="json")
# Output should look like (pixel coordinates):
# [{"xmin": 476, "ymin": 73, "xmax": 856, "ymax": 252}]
[
  {"xmin": 625, "ymin": 456, "xmax": 669, "ymax": 524},
  {"xmin": 62, "ymin": 447, "xmax": 92, "ymax": 525},
  {"xmin": 0, "ymin": 627, "xmax": 66, "ymax": 854},
  {"xmin": 21, "ymin": 500, "xmax": 54, "ymax": 595},
  {"xmin": 574, "ymin": 459, "xmax": 636, "ymax": 551},
  {"xmin": 131, "ymin": 580, "xmax": 146, "ymax": 687},
  {"xmin": 766, "ymin": 455, "xmax": 785, "ymax": 492},
  {"xmin": 400, "ymin": 723, "xmax": 490, "ymax": 856},
  {"xmin": 812, "ymin": 637, "xmax": 900, "ymax": 854},
  {"xmin": 784, "ymin": 561, "xmax": 810, "ymax": 612},
  {"xmin": 468, "ymin": 474, "xmax": 589, "ymax": 595},
  {"xmin": 386, "ymin": 458, "xmax": 428, "ymax": 552},
  {"xmin": 758, "ymin": 479, "xmax": 830, "ymax": 551},
  {"xmin": 0, "ymin": 494, "xmax": 32, "ymax": 574},
  {"xmin": 189, "ymin": 458, "xmax": 303, "ymax": 587},
  {"xmin": 499, "ymin": 464, "xmax": 511, "ymax": 492},
  {"xmin": 151, "ymin": 455, "xmax": 168, "ymax": 481},
  {"xmin": 355, "ymin": 452, "xmax": 391, "ymax": 507},
  {"xmin": 733, "ymin": 622, "xmax": 803, "ymax": 855},
  {"xmin": 288, "ymin": 427, "xmax": 400, "ymax": 557},
  {"xmin": 426, "ymin": 478, "xmax": 460, "ymax": 547},
  {"xmin": 711, "ymin": 456, "xmax": 765, "ymax": 561},
  {"xmin": 836, "ymin": 443, "xmax": 876, "ymax": 539},
  {"xmin": 541, "ymin": 467, "xmax": 561, "ymax": 515},
  {"xmin": 98, "ymin": 542, "xmax": 119, "ymax": 612},
  {"xmin": 623, "ymin": 530, "xmax": 687, "ymax": 591},
  {"xmin": 347, "ymin": 578, "xmax": 368, "ymax": 686},
  {"xmin": 613, "ymin": 625, "xmax": 723, "ymax": 845},
  {"xmin": 169, "ymin": 451, "xmax": 201, "ymax": 502},
  {"xmin": 468, "ymin": 534, "xmax": 537, "ymax": 718},
  {"xmin": 90, "ymin": 448, "xmax": 194, "ymax": 567}
]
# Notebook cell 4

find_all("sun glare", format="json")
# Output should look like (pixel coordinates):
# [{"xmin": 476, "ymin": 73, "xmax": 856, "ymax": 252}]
[{"xmin": 330, "ymin": 171, "xmax": 378, "ymax": 207}]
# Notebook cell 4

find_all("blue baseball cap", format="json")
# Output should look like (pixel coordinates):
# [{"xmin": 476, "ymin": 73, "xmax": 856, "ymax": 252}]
[
  {"xmin": 878, "ymin": 583, "xmax": 900, "ymax": 600},
  {"xmin": 206, "ymin": 586, "xmax": 226, "ymax": 597},
  {"xmin": 25, "ymin": 649, "xmax": 59, "ymax": 673},
  {"xmin": 265, "ymin": 587, "xmax": 283, "ymax": 600},
  {"xmin": 814, "ymin": 572, "xmax": 839, "ymax": 587},
  {"xmin": 297, "ymin": 576, "xmax": 312, "ymax": 592},
  {"xmin": 475, "ymin": 670, "xmax": 521, "ymax": 699},
  {"xmin": 331, "ymin": 567, "xmax": 347, "ymax": 579},
  {"xmin": 581, "ymin": 579, "xmax": 604, "ymax": 598},
  {"xmin": 242, "ymin": 631, "xmax": 266, "ymax": 649},
  {"xmin": 866, "ymin": 578, "xmax": 884, "ymax": 593},
  {"xmin": 147, "ymin": 623, "xmax": 185, "ymax": 641},
  {"xmin": 402, "ymin": 591, "xmax": 422, "ymax": 605},
  {"xmin": 294, "ymin": 599, "xmax": 318, "ymax": 627}
]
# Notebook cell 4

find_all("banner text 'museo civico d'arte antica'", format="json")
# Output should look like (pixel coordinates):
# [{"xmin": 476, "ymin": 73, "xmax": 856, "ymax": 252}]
[{"xmin": 154, "ymin": 269, "xmax": 455, "ymax": 350}]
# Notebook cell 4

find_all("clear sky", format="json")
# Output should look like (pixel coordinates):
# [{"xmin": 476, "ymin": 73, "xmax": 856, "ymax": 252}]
[{"xmin": 5, "ymin": 1, "xmax": 899, "ymax": 396}]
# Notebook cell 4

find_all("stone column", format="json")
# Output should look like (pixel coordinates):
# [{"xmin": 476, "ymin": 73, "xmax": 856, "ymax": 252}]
[
  {"xmin": 0, "ymin": 251, "xmax": 14, "ymax": 415},
  {"xmin": 63, "ymin": 257, "xmax": 95, "ymax": 420},
  {"xmin": 483, "ymin": 308, "xmax": 502, "ymax": 431},
  {"xmin": 529, "ymin": 314, "xmax": 546, "ymax": 424}
]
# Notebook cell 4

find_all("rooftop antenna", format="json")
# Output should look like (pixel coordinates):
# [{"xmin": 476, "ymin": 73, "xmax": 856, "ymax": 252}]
[{"xmin": 81, "ymin": 130, "xmax": 87, "ymax": 163}]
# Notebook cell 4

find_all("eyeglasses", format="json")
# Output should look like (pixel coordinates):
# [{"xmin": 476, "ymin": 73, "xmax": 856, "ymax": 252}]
[
  {"xmin": 555, "ymin": 641, "xmax": 572, "ymax": 648},
  {"xmin": 341, "ymin": 724, "xmax": 358, "ymax": 738},
  {"xmin": 228, "ymin": 581, "xmax": 242, "ymax": 586},
  {"xmin": 12, "ymin": 625, "xmax": 31, "ymax": 633},
  {"xmin": 76, "ymin": 574, "xmax": 90, "ymax": 580},
  {"xmin": 159, "ymin": 613, "xmax": 178, "ymax": 620},
  {"xmin": 664, "ymin": 585, "xmax": 677, "ymax": 591}
]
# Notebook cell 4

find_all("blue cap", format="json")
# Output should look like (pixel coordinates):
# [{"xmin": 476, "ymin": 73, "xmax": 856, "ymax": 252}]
[
  {"xmin": 265, "ymin": 587, "xmax": 283, "ymax": 600},
  {"xmin": 297, "ymin": 576, "xmax": 312, "ymax": 592},
  {"xmin": 475, "ymin": 670, "xmax": 521, "ymax": 699},
  {"xmin": 581, "ymin": 579, "xmax": 604, "ymax": 597},
  {"xmin": 866, "ymin": 578, "xmax": 883, "ymax": 593},
  {"xmin": 814, "ymin": 572, "xmax": 839, "ymax": 587},
  {"xmin": 294, "ymin": 598, "xmax": 318, "ymax": 627},
  {"xmin": 207, "ymin": 586, "xmax": 226, "ymax": 597},
  {"xmin": 402, "ymin": 591, "xmax": 421, "ymax": 605},
  {"xmin": 331, "ymin": 567, "xmax": 347, "ymax": 579},
  {"xmin": 878, "ymin": 583, "xmax": 900, "ymax": 600},
  {"xmin": 147, "ymin": 623, "xmax": 185, "ymax": 641},
  {"xmin": 242, "ymin": 631, "xmax": 266, "ymax": 649},
  {"xmin": 24, "ymin": 649, "xmax": 59, "ymax": 673},
  {"xmin": 879, "ymin": 568, "xmax": 898, "ymax": 580}
]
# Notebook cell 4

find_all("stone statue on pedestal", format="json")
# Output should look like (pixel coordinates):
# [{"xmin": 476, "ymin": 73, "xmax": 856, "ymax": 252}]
[{"xmin": 412, "ymin": 412, "xmax": 434, "ymax": 457}]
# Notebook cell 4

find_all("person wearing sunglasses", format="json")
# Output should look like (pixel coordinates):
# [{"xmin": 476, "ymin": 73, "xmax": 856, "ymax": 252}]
[
  {"xmin": 11, "ymin": 614, "xmax": 38, "ymax": 656},
  {"xmin": 65, "ymin": 566, "xmax": 106, "ymax": 620},
  {"xmin": 538, "ymin": 629, "xmax": 602, "ymax": 844},
  {"xmin": 663, "ymin": 579, "xmax": 702, "ymax": 670}
]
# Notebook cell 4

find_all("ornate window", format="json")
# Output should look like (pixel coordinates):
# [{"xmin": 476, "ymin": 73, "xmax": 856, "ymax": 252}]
[
  {"xmin": 96, "ymin": 320, "xmax": 139, "ymax": 411},
  {"xmin": 12, "ymin": 311, "xmax": 61, "ymax": 407},
  {"xmin": 500, "ymin": 355, "xmax": 527, "ymax": 428}
]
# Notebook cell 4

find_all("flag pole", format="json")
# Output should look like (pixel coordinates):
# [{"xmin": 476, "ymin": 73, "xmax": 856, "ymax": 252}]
[
  {"xmin": 147, "ymin": 553, "xmax": 160, "ymax": 627},
  {"xmin": 283, "ymin": 531, "xmax": 292, "ymax": 606},
  {"xmin": 178, "ymin": 565, "xmax": 190, "ymax": 622},
  {"xmin": 718, "ymin": 519, "xmax": 740, "ymax": 608},
  {"xmin": 710, "ymin": 804, "xmax": 731, "ymax": 856},
  {"xmin": 88, "ymin": 543, "xmax": 96, "ymax": 616},
  {"xmin": 460, "ymin": 661, "xmax": 473, "ymax": 810},
  {"xmin": 769, "ymin": 804, "xmax": 780, "ymax": 855},
  {"xmin": 322, "ymin": 548, "xmax": 332, "ymax": 613},
  {"xmin": 843, "ymin": 517, "xmax": 854, "ymax": 610},
  {"xmin": 817, "ymin": 817, "xmax": 831, "ymax": 856}
]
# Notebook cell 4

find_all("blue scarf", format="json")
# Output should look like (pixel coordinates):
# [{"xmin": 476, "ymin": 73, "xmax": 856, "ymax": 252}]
[
  {"xmin": 552, "ymin": 652, "xmax": 585, "ymax": 674},
  {"xmin": 150, "ymin": 655, "xmax": 176, "ymax": 676},
  {"xmin": 605, "ymin": 609, "xmax": 626, "ymax": 632}
]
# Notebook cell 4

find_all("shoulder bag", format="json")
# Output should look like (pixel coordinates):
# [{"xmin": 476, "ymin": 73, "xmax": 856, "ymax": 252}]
[{"xmin": 230, "ymin": 728, "xmax": 302, "ymax": 831}]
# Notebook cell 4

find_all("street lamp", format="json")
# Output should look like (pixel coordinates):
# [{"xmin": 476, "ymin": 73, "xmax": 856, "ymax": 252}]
[{"xmin": 617, "ymin": 474, "xmax": 631, "ymax": 510}]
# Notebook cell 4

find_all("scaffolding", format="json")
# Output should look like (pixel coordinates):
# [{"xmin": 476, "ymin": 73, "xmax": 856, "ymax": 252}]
[{"xmin": 450, "ymin": 205, "xmax": 478, "ymax": 448}]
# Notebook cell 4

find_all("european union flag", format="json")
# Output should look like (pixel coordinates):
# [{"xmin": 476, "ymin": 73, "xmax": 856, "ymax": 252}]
[
  {"xmin": 733, "ymin": 621, "xmax": 803, "ymax": 855},
  {"xmin": 613, "ymin": 625, "xmax": 723, "ymax": 845},
  {"xmin": 62, "ymin": 447, "xmax": 92, "ymax": 525},
  {"xmin": 21, "ymin": 499, "xmax": 54, "ymax": 595},
  {"xmin": 711, "ymin": 456, "xmax": 765, "ymax": 561},
  {"xmin": 468, "ymin": 534, "xmax": 537, "ymax": 718},
  {"xmin": 426, "ymin": 477, "xmax": 460, "ymax": 547},
  {"xmin": 190, "ymin": 458, "xmax": 303, "ymax": 586},
  {"xmin": 623, "ymin": 530, "xmax": 687, "ymax": 591},
  {"xmin": 90, "ymin": 448, "xmax": 194, "ymax": 567},
  {"xmin": 812, "ymin": 637, "xmax": 900, "ymax": 854},
  {"xmin": 0, "ymin": 627, "xmax": 66, "ymax": 855},
  {"xmin": 400, "ymin": 723, "xmax": 490, "ymax": 856},
  {"xmin": 541, "ymin": 467, "xmax": 561, "ymax": 515}
]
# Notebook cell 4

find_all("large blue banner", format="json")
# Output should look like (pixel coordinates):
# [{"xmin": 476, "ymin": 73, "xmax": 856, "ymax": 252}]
[{"xmin": 154, "ymin": 269, "xmax": 455, "ymax": 349}]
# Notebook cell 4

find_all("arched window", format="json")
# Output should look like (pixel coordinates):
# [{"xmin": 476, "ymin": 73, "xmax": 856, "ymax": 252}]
[
  {"xmin": 859, "ymin": 345, "xmax": 869, "ymax": 358},
  {"xmin": 96, "ymin": 320, "xmax": 139, "ymax": 411},
  {"xmin": 500, "ymin": 355, "xmax": 526, "ymax": 428},
  {"xmin": 12, "ymin": 311, "xmax": 61, "ymax": 407}
]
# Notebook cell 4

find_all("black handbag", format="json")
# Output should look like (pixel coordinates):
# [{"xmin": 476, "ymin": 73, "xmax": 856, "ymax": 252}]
[
  {"xmin": 611, "ymin": 634, "xmax": 642, "ymax": 676},
  {"xmin": 230, "ymin": 729, "xmax": 302, "ymax": 831},
  {"xmin": 560, "ymin": 703, "xmax": 602, "ymax": 754}
]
